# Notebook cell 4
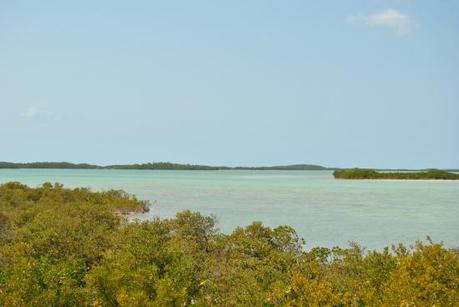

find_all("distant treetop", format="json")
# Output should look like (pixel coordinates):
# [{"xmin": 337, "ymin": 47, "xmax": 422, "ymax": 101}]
[
  {"xmin": 334, "ymin": 168, "xmax": 459, "ymax": 180},
  {"xmin": 0, "ymin": 161, "xmax": 329, "ymax": 170}
]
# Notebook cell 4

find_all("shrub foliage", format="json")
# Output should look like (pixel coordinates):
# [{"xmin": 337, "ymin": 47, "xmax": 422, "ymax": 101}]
[
  {"xmin": 0, "ymin": 182, "xmax": 458, "ymax": 306},
  {"xmin": 334, "ymin": 168, "xmax": 459, "ymax": 180}
]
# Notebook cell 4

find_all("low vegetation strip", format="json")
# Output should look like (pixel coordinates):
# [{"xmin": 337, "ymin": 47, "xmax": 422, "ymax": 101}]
[
  {"xmin": 1, "ymin": 183, "xmax": 458, "ymax": 306},
  {"xmin": 0, "ymin": 161, "xmax": 329, "ymax": 170},
  {"xmin": 334, "ymin": 168, "xmax": 459, "ymax": 180}
]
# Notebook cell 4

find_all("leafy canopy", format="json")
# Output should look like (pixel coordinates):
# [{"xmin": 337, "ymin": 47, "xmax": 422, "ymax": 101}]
[{"xmin": 1, "ymin": 182, "xmax": 458, "ymax": 306}]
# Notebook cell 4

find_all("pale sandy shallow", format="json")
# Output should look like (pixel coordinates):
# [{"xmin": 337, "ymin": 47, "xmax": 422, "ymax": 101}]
[{"xmin": 114, "ymin": 207, "xmax": 149, "ymax": 217}]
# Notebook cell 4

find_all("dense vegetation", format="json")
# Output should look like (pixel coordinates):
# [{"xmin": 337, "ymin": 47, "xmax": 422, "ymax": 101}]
[
  {"xmin": 334, "ymin": 168, "xmax": 459, "ymax": 180},
  {"xmin": 232, "ymin": 164, "xmax": 327, "ymax": 170},
  {"xmin": 0, "ymin": 162, "xmax": 101, "ymax": 169},
  {"xmin": 0, "ymin": 162, "xmax": 328, "ymax": 171},
  {"xmin": 1, "ymin": 183, "xmax": 458, "ymax": 306},
  {"xmin": 105, "ymin": 162, "xmax": 223, "ymax": 170}
]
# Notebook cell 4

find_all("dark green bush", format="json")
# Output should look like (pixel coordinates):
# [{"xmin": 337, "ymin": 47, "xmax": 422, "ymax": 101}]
[
  {"xmin": 1, "ymin": 183, "xmax": 458, "ymax": 306},
  {"xmin": 334, "ymin": 168, "xmax": 459, "ymax": 180}
]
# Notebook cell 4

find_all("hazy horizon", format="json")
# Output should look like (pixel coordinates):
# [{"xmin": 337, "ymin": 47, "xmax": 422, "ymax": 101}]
[
  {"xmin": 2, "ymin": 160, "xmax": 459, "ymax": 170},
  {"xmin": 1, "ymin": 1, "xmax": 458, "ymax": 169}
]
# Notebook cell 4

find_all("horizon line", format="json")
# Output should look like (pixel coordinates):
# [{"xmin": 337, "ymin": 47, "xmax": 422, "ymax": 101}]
[{"xmin": 0, "ymin": 161, "xmax": 458, "ymax": 171}]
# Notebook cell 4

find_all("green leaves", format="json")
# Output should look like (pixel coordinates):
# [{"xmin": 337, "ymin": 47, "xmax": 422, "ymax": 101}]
[{"xmin": 1, "ymin": 182, "xmax": 458, "ymax": 306}]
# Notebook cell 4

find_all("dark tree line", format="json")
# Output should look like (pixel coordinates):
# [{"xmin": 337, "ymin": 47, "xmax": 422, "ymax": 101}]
[
  {"xmin": 0, "ymin": 162, "xmax": 328, "ymax": 171},
  {"xmin": 334, "ymin": 168, "xmax": 459, "ymax": 180}
]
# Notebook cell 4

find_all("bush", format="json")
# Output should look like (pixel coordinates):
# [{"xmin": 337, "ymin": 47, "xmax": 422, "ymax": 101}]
[
  {"xmin": 1, "ymin": 183, "xmax": 458, "ymax": 306},
  {"xmin": 334, "ymin": 168, "xmax": 459, "ymax": 180}
]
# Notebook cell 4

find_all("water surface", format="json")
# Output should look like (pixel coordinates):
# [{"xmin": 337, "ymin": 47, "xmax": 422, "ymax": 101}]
[{"xmin": 1, "ymin": 169, "xmax": 458, "ymax": 250}]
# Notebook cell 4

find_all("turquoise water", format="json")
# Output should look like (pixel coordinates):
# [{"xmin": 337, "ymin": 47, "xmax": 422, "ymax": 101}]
[{"xmin": 1, "ymin": 169, "xmax": 458, "ymax": 250}]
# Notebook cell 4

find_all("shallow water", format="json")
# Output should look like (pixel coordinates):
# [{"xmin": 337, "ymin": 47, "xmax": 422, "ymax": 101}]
[{"xmin": 1, "ymin": 169, "xmax": 458, "ymax": 250}]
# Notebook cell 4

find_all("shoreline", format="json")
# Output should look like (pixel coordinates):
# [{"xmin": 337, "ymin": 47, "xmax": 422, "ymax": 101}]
[
  {"xmin": 334, "ymin": 169, "xmax": 459, "ymax": 181},
  {"xmin": 336, "ymin": 178, "xmax": 459, "ymax": 182}
]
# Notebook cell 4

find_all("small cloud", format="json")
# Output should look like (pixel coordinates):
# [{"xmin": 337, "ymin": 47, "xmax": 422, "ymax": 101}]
[
  {"xmin": 346, "ymin": 9, "xmax": 412, "ymax": 35},
  {"xmin": 21, "ymin": 107, "xmax": 40, "ymax": 118},
  {"xmin": 20, "ymin": 107, "xmax": 60, "ymax": 120}
]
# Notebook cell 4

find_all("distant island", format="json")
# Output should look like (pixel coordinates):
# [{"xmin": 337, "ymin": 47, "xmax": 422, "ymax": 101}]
[
  {"xmin": 334, "ymin": 168, "xmax": 459, "ymax": 180},
  {"xmin": 0, "ymin": 161, "xmax": 330, "ymax": 171}
]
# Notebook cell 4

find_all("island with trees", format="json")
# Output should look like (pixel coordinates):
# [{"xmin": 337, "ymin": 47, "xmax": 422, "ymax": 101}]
[
  {"xmin": 0, "ymin": 161, "xmax": 329, "ymax": 170},
  {"xmin": 0, "ymin": 182, "xmax": 458, "ymax": 306},
  {"xmin": 334, "ymin": 168, "xmax": 459, "ymax": 180}
]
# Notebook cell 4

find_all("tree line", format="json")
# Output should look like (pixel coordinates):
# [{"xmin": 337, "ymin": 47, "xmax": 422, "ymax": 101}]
[
  {"xmin": 0, "ymin": 162, "xmax": 328, "ymax": 171},
  {"xmin": 334, "ymin": 168, "xmax": 459, "ymax": 180}
]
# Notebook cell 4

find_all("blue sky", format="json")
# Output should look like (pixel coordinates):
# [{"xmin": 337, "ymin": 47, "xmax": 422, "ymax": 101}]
[{"xmin": 1, "ymin": 1, "xmax": 458, "ymax": 168}]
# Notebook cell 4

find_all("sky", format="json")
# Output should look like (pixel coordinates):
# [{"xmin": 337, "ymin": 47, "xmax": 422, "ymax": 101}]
[{"xmin": 1, "ymin": 1, "xmax": 458, "ymax": 169}]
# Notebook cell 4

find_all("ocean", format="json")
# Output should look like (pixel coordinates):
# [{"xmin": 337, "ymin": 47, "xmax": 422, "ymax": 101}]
[{"xmin": 1, "ymin": 169, "xmax": 458, "ymax": 250}]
